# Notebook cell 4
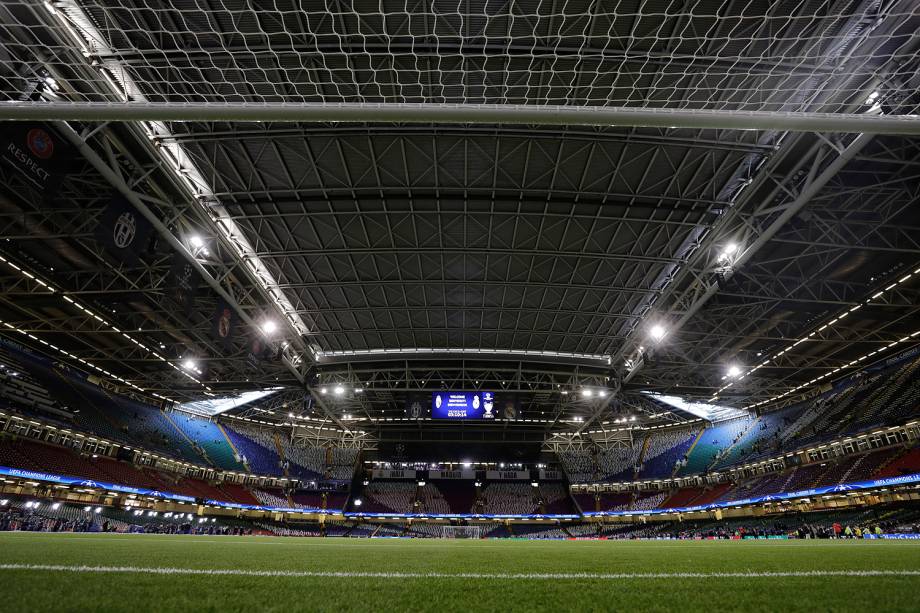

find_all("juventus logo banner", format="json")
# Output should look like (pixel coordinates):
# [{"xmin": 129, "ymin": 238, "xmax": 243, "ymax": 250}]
[
  {"xmin": 167, "ymin": 252, "xmax": 198, "ymax": 316},
  {"xmin": 211, "ymin": 298, "xmax": 237, "ymax": 352},
  {"xmin": 404, "ymin": 393, "xmax": 429, "ymax": 419},
  {"xmin": 0, "ymin": 122, "xmax": 75, "ymax": 199},
  {"xmin": 94, "ymin": 196, "xmax": 154, "ymax": 263}
]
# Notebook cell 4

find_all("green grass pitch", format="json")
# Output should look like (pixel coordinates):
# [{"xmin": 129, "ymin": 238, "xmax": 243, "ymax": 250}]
[{"xmin": 1, "ymin": 533, "xmax": 919, "ymax": 612}]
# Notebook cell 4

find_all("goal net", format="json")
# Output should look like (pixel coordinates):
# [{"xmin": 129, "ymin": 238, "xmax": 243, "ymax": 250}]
[
  {"xmin": 0, "ymin": 1, "xmax": 919, "ymax": 132},
  {"xmin": 440, "ymin": 525, "xmax": 482, "ymax": 539}
]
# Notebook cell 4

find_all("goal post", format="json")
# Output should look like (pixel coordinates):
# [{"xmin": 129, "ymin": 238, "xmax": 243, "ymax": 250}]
[{"xmin": 440, "ymin": 525, "xmax": 482, "ymax": 539}]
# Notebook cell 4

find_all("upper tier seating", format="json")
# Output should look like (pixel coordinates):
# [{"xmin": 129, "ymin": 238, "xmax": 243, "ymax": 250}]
[
  {"xmin": 221, "ymin": 423, "xmax": 285, "ymax": 477},
  {"xmin": 597, "ymin": 439, "xmax": 643, "ymax": 481},
  {"xmin": 638, "ymin": 427, "xmax": 700, "ymax": 479},
  {"xmin": 558, "ymin": 449, "xmax": 595, "ymax": 483},
  {"xmin": 712, "ymin": 404, "xmax": 804, "ymax": 470},
  {"xmin": 167, "ymin": 413, "xmax": 244, "ymax": 471},
  {"xmin": 676, "ymin": 416, "xmax": 755, "ymax": 476}
]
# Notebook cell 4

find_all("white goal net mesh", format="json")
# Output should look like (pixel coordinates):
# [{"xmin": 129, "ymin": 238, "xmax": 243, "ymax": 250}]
[
  {"xmin": 0, "ymin": 1, "xmax": 919, "ymax": 126},
  {"xmin": 440, "ymin": 525, "xmax": 482, "ymax": 539}
]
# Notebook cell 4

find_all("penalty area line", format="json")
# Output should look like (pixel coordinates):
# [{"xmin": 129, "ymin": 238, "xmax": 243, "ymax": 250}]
[{"xmin": 0, "ymin": 564, "xmax": 919, "ymax": 580}]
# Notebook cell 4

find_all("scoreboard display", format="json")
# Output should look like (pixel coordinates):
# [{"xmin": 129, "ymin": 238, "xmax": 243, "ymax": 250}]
[{"xmin": 431, "ymin": 391, "xmax": 496, "ymax": 419}]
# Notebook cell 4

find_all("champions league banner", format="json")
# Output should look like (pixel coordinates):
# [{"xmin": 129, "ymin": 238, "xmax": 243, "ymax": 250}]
[
  {"xmin": 0, "ymin": 465, "xmax": 196, "ymax": 503},
  {"xmin": 0, "ymin": 465, "xmax": 338, "ymax": 514},
  {"xmin": 432, "ymin": 391, "xmax": 497, "ymax": 419}
]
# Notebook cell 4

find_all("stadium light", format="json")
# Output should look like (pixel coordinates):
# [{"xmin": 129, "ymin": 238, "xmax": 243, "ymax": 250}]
[
  {"xmin": 183, "ymin": 358, "xmax": 197, "ymax": 371},
  {"xmin": 94, "ymin": 507, "xmax": 102, "ymax": 514},
  {"xmin": 727, "ymin": 364, "xmax": 742, "ymax": 378},
  {"xmin": 531, "ymin": 482, "xmax": 539, "ymax": 487},
  {"xmin": 189, "ymin": 235, "xmax": 204, "ymax": 249},
  {"xmin": 353, "ymin": 499, "xmax": 363, "ymax": 507},
  {"xmin": 0, "ymin": 499, "xmax": 7, "ymax": 505},
  {"xmin": 51, "ymin": 502, "xmax": 61, "ymax": 510},
  {"xmin": 261, "ymin": 320, "xmax": 277, "ymax": 335},
  {"xmin": 649, "ymin": 324, "xmax": 666, "ymax": 342},
  {"xmin": 581, "ymin": 389, "xmax": 593, "ymax": 398},
  {"xmin": 718, "ymin": 242, "xmax": 739, "ymax": 262},
  {"xmin": 334, "ymin": 386, "xmax": 345, "ymax": 395},
  {"xmin": 417, "ymin": 481, "xmax": 426, "ymax": 486}
]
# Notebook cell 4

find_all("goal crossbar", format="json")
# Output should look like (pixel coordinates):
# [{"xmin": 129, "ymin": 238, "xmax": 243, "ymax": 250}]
[{"xmin": 2, "ymin": 102, "xmax": 920, "ymax": 135}]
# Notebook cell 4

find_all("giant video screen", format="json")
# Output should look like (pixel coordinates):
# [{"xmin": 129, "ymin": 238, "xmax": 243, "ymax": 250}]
[{"xmin": 431, "ymin": 391, "xmax": 496, "ymax": 419}]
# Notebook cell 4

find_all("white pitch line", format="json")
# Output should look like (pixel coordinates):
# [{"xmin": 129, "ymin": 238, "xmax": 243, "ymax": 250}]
[{"xmin": 0, "ymin": 564, "xmax": 919, "ymax": 580}]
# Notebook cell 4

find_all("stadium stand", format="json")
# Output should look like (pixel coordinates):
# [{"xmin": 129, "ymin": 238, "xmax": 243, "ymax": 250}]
[
  {"xmin": 417, "ymin": 483, "xmax": 450, "ymax": 514},
  {"xmin": 676, "ymin": 416, "xmax": 755, "ymax": 476},
  {"xmin": 558, "ymin": 449, "xmax": 595, "ymax": 483},
  {"xmin": 221, "ymin": 423, "xmax": 286, "ymax": 477},
  {"xmin": 360, "ymin": 481, "xmax": 417, "ymax": 513},
  {"xmin": 432, "ymin": 481, "xmax": 477, "ymax": 514},
  {"xmin": 597, "ymin": 439, "xmax": 643, "ymax": 481},
  {"xmin": 480, "ymin": 482, "xmax": 538, "ymax": 515},
  {"xmin": 638, "ymin": 427, "xmax": 700, "ymax": 479}
]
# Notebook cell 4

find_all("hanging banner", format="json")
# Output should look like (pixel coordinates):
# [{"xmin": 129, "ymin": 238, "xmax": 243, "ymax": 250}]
[
  {"xmin": 166, "ymin": 252, "xmax": 198, "ymax": 316},
  {"xmin": 211, "ymin": 298, "xmax": 238, "ymax": 352},
  {"xmin": 0, "ymin": 122, "xmax": 74, "ymax": 197},
  {"xmin": 94, "ymin": 197, "xmax": 154, "ymax": 264},
  {"xmin": 371, "ymin": 469, "xmax": 416, "ymax": 480},
  {"xmin": 486, "ymin": 470, "xmax": 530, "ymax": 480},
  {"xmin": 429, "ymin": 469, "xmax": 475, "ymax": 480}
]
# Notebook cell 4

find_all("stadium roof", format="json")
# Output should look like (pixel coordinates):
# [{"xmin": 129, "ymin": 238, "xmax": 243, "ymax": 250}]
[{"xmin": 0, "ymin": 1, "xmax": 919, "ymax": 440}]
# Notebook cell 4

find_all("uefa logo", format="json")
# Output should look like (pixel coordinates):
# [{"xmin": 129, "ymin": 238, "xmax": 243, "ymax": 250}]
[
  {"xmin": 26, "ymin": 128, "xmax": 54, "ymax": 159},
  {"xmin": 113, "ymin": 211, "xmax": 137, "ymax": 248}
]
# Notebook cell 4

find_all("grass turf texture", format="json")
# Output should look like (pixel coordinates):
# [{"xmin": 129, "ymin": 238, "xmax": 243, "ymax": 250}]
[{"xmin": 1, "ymin": 533, "xmax": 919, "ymax": 612}]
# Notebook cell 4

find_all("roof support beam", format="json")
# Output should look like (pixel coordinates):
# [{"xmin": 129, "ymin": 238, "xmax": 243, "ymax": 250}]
[{"xmin": 623, "ymin": 132, "xmax": 874, "ymax": 384}]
